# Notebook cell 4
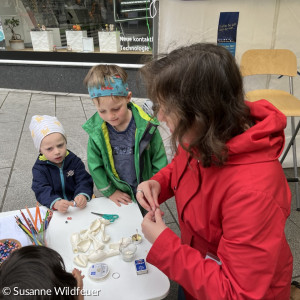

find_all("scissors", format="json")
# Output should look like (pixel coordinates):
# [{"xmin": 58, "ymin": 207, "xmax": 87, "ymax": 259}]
[{"xmin": 91, "ymin": 212, "xmax": 119, "ymax": 223}]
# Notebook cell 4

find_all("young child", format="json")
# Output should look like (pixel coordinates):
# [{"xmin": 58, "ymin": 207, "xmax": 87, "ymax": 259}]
[
  {"xmin": 30, "ymin": 115, "xmax": 94, "ymax": 213},
  {"xmin": 137, "ymin": 43, "xmax": 292, "ymax": 299},
  {"xmin": 82, "ymin": 64, "xmax": 168, "ymax": 209},
  {"xmin": 0, "ymin": 245, "xmax": 84, "ymax": 300}
]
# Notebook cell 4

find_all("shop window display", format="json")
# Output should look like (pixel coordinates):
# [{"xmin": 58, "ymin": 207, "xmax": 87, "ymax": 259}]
[{"xmin": 0, "ymin": 0, "xmax": 155, "ymax": 54}]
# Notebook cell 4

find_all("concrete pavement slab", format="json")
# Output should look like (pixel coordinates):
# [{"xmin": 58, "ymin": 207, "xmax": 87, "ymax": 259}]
[
  {"xmin": 67, "ymin": 136, "xmax": 89, "ymax": 161},
  {"xmin": 2, "ymin": 184, "xmax": 36, "ymax": 212},
  {"xmin": 0, "ymin": 108, "xmax": 28, "ymax": 122},
  {"xmin": 56, "ymin": 105, "xmax": 86, "ymax": 119},
  {"xmin": 0, "ymin": 141, "xmax": 19, "ymax": 168},
  {"xmin": 0, "ymin": 94, "xmax": 8, "ymax": 107},
  {"xmin": 56, "ymin": 117, "xmax": 88, "ymax": 136},
  {"xmin": 83, "ymin": 109, "xmax": 97, "ymax": 120},
  {"xmin": 0, "ymin": 168, "xmax": 10, "ymax": 202},
  {"xmin": 31, "ymin": 94, "xmax": 56, "ymax": 101}
]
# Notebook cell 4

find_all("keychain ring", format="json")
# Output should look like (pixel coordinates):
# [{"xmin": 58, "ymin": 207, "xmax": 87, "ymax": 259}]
[{"xmin": 112, "ymin": 272, "xmax": 120, "ymax": 279}]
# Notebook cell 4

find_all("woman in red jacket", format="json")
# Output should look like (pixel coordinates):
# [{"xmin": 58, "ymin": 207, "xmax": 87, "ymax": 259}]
[{"xmin": 136, "ymin": 43, "xmax": 293, "ymax": 300}]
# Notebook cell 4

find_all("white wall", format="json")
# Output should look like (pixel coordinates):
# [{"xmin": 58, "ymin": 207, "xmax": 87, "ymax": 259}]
[{"xmin": 158, "ymin": 0, "xmax": 300, "ymax": 167}]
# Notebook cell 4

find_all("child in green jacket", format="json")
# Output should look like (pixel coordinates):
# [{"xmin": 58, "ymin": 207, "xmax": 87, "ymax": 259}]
[{"xmin": 82, "ymin": 65, "xmax": 167, "ymax": 211}]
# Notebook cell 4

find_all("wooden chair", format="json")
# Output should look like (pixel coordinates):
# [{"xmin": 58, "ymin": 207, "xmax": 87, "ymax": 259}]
[{"xmin": 240, "ymin": 49, "xmax": 300, "ymax": 210}]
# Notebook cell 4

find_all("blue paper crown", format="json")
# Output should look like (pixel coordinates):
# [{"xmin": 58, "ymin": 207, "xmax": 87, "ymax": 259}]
[{"xmin": 88, "ymin": 76, "xmax": 129, "ymax": 98}]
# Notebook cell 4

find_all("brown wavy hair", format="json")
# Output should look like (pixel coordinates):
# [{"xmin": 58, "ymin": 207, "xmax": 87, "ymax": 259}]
[{"xmin": 140, "ymin": 43, "xmax": 252, "ymax": 167}]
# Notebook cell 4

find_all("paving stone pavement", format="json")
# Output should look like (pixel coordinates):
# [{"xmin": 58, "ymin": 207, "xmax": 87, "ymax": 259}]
[{"xmin": 0, "ymin": 88, "xmax": 299, "ymax": 299}]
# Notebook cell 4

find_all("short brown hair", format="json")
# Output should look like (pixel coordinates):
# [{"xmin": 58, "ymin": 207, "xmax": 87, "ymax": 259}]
[{"xmin": 140, "ymin": 43, "xmax": 252, "ymax": 167}]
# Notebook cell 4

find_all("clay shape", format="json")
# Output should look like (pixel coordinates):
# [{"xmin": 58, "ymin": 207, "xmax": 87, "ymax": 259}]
[
  {"xmin": 106, "ymin": 249, "xmax": 120, "ymax": 257},
  {"xmin": 74, "ymin": 254, "xmax": 89, "ymax": 267},
  {"xmin": 109, "ymin": 237, "xmax": 131, "ymax": 250},
  {"xmin": 88, "ymin": 234, "xmax": 105, "ymax": 250},
  {"xmin": 100, "ymin": 218, "xmax": 111, "ymax": 226},
  {"xmin": 70, "ymin": 232, "xmax": 80, "ymax": 253},
  {"xmin": 100, "ymin": 223, "xmax": 110, "ymax": 242},
  {"xmin": 89, "ymin": 219, "xmax": 101, "ymax": 232},
  {"xmin": 77, "ymin": 239, "xmax": 91, "ymax": 253},
  {"xmin": 109, "ymin": 242, "xmax": 121, "ymax": 250},
  {"xmin": 88, "ymin": 250, "xmax": 107, "ymax": 262},
  {"xmin": 79, "ymin": 229, "xmax": 90, "ymax": 240},
  {"xmin": 88, "ymin": 249, "xmax": 119, "ymax": 263}
]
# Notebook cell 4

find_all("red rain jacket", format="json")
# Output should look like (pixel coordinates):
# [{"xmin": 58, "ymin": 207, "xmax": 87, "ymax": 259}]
[{"xmin": 148, "ymin": 100, "xmax": 293, "ymax": 300}]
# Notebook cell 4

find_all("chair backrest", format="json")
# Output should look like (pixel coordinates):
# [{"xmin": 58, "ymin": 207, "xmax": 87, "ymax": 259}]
[{"xmin": 240, "ymin": 49, "xmax": 297, "ymax": 77}]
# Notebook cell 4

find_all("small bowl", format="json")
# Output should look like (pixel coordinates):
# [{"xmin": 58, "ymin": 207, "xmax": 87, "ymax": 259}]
[{"xmin": 131, "ymin": 233, "xmax": 142, "ymax": 245}]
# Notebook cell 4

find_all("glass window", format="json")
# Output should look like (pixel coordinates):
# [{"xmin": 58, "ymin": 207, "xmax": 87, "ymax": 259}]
[{"xmin": 0, "ymin": 0, "xmax": 155, "ymax": 54}]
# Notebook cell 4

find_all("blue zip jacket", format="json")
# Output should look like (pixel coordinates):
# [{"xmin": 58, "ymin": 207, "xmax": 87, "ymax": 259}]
[{"xmin": 31, "ymin": 150, "xmax": 94, "ymax": 209}]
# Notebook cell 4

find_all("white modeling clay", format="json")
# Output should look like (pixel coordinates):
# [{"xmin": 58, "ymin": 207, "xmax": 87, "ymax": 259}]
[
  {"xmin": 70, "ymin": 218, "xmax": 121, "ymax": 267},
  {"xmin": 88, "ymin": 249, "xmax": 120, "ymax": 263},
  {"xmin": 74, "ymin": 254, "xmax": 89, "ymax": 267},
  {"xmin": 106, "ymin": 249, "xmax": 120, "ymax": 257},
  {"xmin": 109, "ymin": 242, "xmax": 121, "ymax": 250},
  {"xmin": 79, "ymin": 229, "xmax": 90, "ymax": 240},
  {"xmin": 100, "ymin": 223, "xmax": 110, "ymax": 242},
  {"xmin": 88, "ymin": 250, "xmax": 107, "ymax": 262},
  {"xmin": 89, "ymin": 219, "xmax": 101, "ymax": 232},
  {"xmin": 90, "ymin": 228, "xmax": 101, "ymax": 236},
  {"xmin": 77, "ymin": 239, "xmax": 91, "ymax": 253},
  {"xmin": 100, "ymin": 218, "xmax": 111, "ymax": 226},
  {"xmin": 108, "ymin": 237, "xmax": 130, "ymax": 250},
  {"xmin": 88, "ymin": 234, "xmax": 105, "ymax": 250},
  {"xmin": 70, "ymin": 232, "xmax": 80, "ymax": 253}
]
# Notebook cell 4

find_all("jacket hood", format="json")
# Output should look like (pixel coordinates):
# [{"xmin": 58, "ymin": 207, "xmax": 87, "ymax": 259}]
[
  {"xmin": 36, "ymin": 150, "xmax": 73, "ymax": 166},
  {"xmin": 226, "ymin": 100, "xmax": 286, "ymax": 165},
  {"xmin": 82, "ymin": 102, "xmax": 159, "ymax": 134}
]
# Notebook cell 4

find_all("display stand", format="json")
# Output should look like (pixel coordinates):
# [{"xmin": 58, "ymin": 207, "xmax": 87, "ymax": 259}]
[
  {"xmin": 65, "ymin": 30, "xmax": 87, "ymax": 52},
  {"xmin": 30, "ymin": 31, "xmax": 54, "ymax": 51},
  {"xmin": 98, "ymin": 31, "xmax": 121, "ymax": 53}
]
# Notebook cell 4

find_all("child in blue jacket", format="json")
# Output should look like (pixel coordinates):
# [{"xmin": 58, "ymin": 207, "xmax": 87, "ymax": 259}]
[{"xmin": 30, "ymin": 115, "xmax": 94, "ymax": 213}]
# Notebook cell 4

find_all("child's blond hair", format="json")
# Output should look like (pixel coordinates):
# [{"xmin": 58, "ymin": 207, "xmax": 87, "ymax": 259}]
[{"xmin": 84, "ymin": 64, "xmax": 128, "ymax": 88}]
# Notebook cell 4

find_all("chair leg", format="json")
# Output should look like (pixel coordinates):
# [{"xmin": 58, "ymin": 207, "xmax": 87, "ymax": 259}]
[
  {"xmin": 291, "ymin": 141, "xmax": 300, "ymax": 210},
  {"xmin": 280, "ymin": 118, "xmax": 300, "ymax": 210},
  {"xmin": 280, "ymin": 120, "xmax": 300, "ymax": 164},
  {"xmin": 291, "ymin": 117, "xmax": 300, "ymax": 210}
]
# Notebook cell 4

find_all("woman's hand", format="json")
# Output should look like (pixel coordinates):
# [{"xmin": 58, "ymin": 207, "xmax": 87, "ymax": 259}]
[
  {"xmin": 142, "ymin": 208, "xmax": 168, "ymax": 244},
  {"xmin": 109, "ymin": 190, "xmax": 132, "ymax": 207},
  {"xmin": 136, "ymin": 180, "xmax": 161, "ymax": 212}
]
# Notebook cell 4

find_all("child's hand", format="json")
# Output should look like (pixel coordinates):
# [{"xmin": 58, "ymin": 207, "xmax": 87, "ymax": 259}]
[
  {"xmin": 72, "ymin": 268, "xmax": 85, "ymax": 290},
  {"xmin": 72, "ymin": 268, "xmax": 85, "ymax": 300},
  {"xmin": 109, "ymin": 190, "xmax": 132, "ymax": 207},
  {"xmin": 74, "ymin": 194, "xmax": 87, "ymax": 209},
  {"xmin": 53, "ymin": 199, "xmax": 73, "ymax": 213}
]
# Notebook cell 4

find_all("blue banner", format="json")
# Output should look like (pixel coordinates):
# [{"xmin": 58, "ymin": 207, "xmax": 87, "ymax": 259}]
[{"xmin": 217, "ymin": 12, "xmax": 239, "ymax": 56}]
